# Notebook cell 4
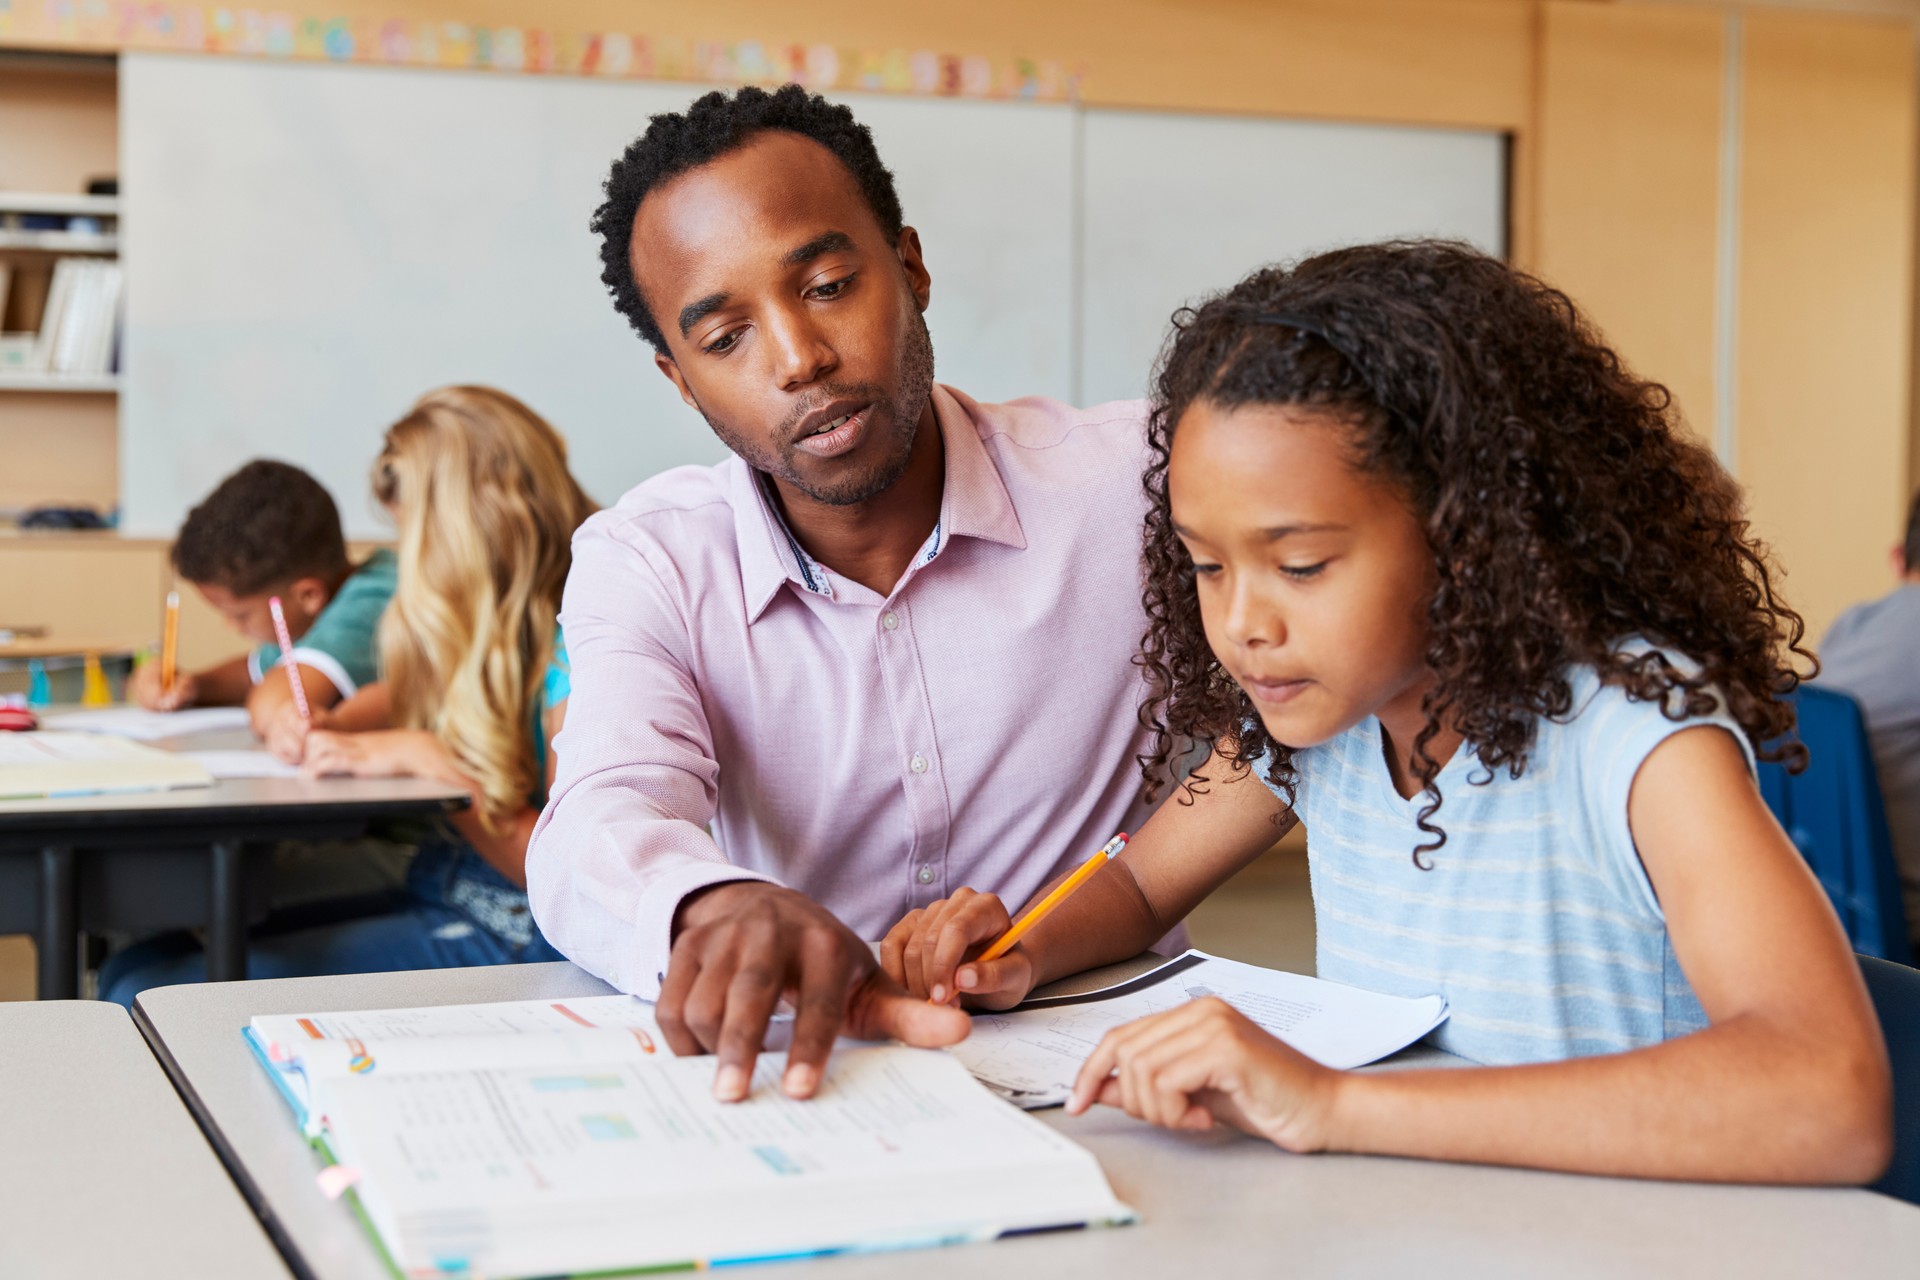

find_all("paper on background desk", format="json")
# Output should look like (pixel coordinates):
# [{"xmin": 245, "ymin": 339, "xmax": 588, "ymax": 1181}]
[
  {"xmin": 0, "ymin": 731, "xmax": 214, "ymax": 800},
  {"xmin": 949, "ymin": 951, "xmax": 1449, "ymax": 1109},
  {"xmin": 179, "ymin": 750, "xmax": 301, "ymax": 779},
  {"xmin": 41, "ymin": 706, "xmax": 252, "ymax": 741}
]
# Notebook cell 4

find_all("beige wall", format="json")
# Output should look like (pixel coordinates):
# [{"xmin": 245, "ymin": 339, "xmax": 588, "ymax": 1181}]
[
  {"xmin": 1534, "ymin": 4, "xmax": 1726, "ymax": 441},
  {"xmin": 1737, "ymin": 9, "xmax": 1917, "ymax": 637},
  {"xmin": 3, "ymin": 0, "xmax": 1916, "ymax": 643},
  {"xmin": 1531, "ymin": 2, "xmax": 1915, "ymax": 639}
]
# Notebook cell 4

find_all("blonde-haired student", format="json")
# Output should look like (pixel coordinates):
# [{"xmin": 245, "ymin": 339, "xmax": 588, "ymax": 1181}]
[
  {"xmin": 882, "ymin": 243, "xmax": 1892, "ymax": 1185},
  {"xmin": 102, "ymin": 387, "xmax": 596, "ymax": 1002}
]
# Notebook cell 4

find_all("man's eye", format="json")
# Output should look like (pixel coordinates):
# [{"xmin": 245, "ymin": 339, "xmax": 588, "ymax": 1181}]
[
  {"xmin": 810, "ymin": 274, "xmax": 855, "ymax": 300},
  {"xmin": 703, "ymin": 329, "xmax": 742, "ymax": 355},
  {"xmin": 1280, "ymin": 562, "xmax": 1327, "ymax": 581}
]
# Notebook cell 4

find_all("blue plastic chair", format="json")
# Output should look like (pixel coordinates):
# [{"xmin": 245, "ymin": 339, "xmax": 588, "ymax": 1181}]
[
  {"xmin": 1758, "ymin": 687, "xmax": 1914, "ymax": 965},
  {"xmin": 1860, "ymin": 955, "xmax": 1920, "ymax": 1205}
]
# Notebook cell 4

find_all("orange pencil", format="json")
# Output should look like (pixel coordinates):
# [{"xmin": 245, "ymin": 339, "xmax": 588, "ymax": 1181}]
[
  {"xmin": 978, "ymin": 833, "xmax": 1129, "ymax": 963},
  {"xmin": 160, "ymin": 589, "xmax": 180, "ymax": 696}
]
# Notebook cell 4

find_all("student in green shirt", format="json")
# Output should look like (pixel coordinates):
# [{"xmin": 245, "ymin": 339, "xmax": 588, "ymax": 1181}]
[{"xmin": 128, "ymin": 460, "xmax": 397, "ymax": 759}]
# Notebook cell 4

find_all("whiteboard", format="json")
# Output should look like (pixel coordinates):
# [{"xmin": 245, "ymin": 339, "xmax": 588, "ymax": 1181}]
[
  {"xmin": 120, "ymin": 55, "xmax": 1075, "ymax": 537},
  {"xmin": 119, "ymin": 55, "xmax": 1503, "ymax": 536},
  {"xmin": 1078, "ymin": 110, "xmax": 1507, "ymax": 404}
]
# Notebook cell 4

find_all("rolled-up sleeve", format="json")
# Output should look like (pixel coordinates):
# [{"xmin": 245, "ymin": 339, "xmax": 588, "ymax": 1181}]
[{"xmin": 526, "ymin": 516, "xmax": 774, "ymax": 997}]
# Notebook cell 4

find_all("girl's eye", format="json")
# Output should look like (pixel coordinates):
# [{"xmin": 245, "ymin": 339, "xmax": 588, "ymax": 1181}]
[
  {"xmin": 1280, "ymin": 562, "xmax": 1327, "ymax": 581},
  {"xmin": 809, "ymin": 273, "xmax": 855, "ymax": 300},
  {"xmin": 1189, "ymin": 561, "xmax": 1222, "ymax": 578},
  {"xmin": 702, "ymin": 328, "xmax": 743, "ymax": 356}
]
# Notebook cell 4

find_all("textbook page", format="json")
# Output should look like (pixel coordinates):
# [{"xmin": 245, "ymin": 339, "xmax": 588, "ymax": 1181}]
[
  {"xmin": 251, "ymin": 992, "xmax": 664, "ymax": 1056},
  {"xmin": 950, "ymin": 951, "xmax": 1449, "ymax": 1108},
  {"xmin": 318, "ymin": 1045, "xmax": 1133, "ymax": 1277}
]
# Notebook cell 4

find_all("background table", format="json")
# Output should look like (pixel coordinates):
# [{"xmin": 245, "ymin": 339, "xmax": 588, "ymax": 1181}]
[
  {"xmin": 0, "ymin": 722, "xmax": 465, "ymax": 998},
  {"xmin": 0, "ymin": 999, "xmax": 289, "ymax": 1278},
  {"xmin": 134, "ymin": 959, "xmax": 1920, "ymax": 1280}
]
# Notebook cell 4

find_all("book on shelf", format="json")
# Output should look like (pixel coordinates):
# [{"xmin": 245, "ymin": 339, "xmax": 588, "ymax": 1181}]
[{"xmin": 32, "ymin": 257, "xmax": 122, "ymax": 378}]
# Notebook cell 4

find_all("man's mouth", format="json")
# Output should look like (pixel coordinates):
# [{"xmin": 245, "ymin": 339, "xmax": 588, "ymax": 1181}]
[
  {"xmin": 804, "ymin": 411, "xmax": 858, "ymax": 438},
  {"xmin": 792, "ymin": 404, "xmax": 872, "ymax": 458}
]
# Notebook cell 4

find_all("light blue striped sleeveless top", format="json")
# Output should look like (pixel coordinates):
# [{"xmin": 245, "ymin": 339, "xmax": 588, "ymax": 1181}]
[{"xmin": 1263, "ymin": 655, "xmax": 1753, "ymax": 1065}]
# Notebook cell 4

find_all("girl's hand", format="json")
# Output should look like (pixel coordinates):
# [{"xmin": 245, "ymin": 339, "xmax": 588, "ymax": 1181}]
[
  {"xmin": 878, "ymin": 888, "xmax": 1034, "ymax": 1010},
  {"xmin": 1066, "ymin": 997, "xmax": 1343, "ymax": 1151},
  {"xmin": 300, "ymin": 728, "xmax": 419, "ymax": 779},
  {"xmin": 261, "ymin": 701, "xmax": 323, "ymax": 764}
]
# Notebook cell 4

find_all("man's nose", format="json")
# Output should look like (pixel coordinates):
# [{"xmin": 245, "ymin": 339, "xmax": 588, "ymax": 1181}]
[{"xmin": 766, "ymin": 305, "xmax": 838, "ymax": 391}]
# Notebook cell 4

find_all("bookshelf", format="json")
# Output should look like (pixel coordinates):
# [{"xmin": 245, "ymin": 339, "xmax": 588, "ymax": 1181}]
[
  {"xmin": 0, "ymin": 372, "xmax": 119, "ymax": 392},
  {"xmin": 0, "ymin": 51, "xmax": 119, "ymax": 518}
]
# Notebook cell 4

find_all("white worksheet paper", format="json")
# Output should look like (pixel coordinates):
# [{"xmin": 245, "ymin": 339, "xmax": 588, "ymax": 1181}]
[
  {"xmin": 179, "ymin": 750, "xmax": 300, "ymax": 779},
  {"xmin": 949, "ymin": 951, "xmax": 1449, "ymax": 1108},
  {"xmin": 40, "ymin": 705, "xmax": 252, "ymax": 740}
]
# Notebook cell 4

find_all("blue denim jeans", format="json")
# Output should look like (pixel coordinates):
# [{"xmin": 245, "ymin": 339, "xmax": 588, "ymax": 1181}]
[{"xmin": 99, "ymin": 836, "xmax": 563, "ymax": 1007}]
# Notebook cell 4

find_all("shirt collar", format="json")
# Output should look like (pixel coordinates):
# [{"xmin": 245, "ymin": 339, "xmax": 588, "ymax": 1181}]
[{"xmin": 731, "ymin": 384, "xmax": 1028, "ymax": 624}]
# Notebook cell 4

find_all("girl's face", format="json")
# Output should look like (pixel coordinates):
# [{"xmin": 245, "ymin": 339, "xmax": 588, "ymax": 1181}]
[{"xmin": 1167, "ymin": 400, "xmax": 1437, "ymax": 750}]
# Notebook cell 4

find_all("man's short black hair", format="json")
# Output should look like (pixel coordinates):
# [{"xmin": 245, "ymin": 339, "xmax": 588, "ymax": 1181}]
[
  {"xmin": 171, "ymin": 459, "xmax": 349, "ymax": 596},
  {"xmin": 591, "ymin": 84, "xmax": 905, "ymax": 356},
  {"xmin": 1905, "ymin": 487, "xmax": 1920, "ymax": 573}
]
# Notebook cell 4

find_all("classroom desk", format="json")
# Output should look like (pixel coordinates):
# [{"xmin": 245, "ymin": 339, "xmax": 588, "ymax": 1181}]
[
  {"xmin": 0, "ymin": 999, "xmax": 289, "ymax": 1278},
  {"xmin": 0, "ymin": 723, "xmax": 465, "ymax": 999},
  {"xmin": 134, "ymin": 958, "xmax": 1920, "ymax": 1280}
]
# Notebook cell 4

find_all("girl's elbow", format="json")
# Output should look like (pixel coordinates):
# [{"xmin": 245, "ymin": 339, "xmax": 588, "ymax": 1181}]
[{"xmin": 1800, "ymin": 1041, "xmax": 1894, "ymax": 1185}]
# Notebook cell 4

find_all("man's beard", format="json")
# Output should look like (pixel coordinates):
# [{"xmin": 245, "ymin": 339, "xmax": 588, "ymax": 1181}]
[{"xmin": 697, "ymin": 311, "xmax": 936, "ymax": 507}]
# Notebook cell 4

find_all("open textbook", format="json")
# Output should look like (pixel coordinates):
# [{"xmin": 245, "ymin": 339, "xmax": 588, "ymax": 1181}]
[
  {"xmin": 950, "ymin": 951, "xmax": 1451, "ymax": 1108},
  {"xmin": 246, "ymin": 995, "xmax": 1134, "ymax": 1277}
]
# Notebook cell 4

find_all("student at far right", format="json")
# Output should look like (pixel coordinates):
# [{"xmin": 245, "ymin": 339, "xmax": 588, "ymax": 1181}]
[
  {"xmin": 883, "ymin": 241, "xmax": 1893, "ymax": 1185},
  {"xmin": 1818, "ymin": 488, "xmax": 1920, "ymax": 955}
]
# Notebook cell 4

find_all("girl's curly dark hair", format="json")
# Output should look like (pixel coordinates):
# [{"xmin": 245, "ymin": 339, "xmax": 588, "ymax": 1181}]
[{"xmin": 1138, "ymin": 240, "xmax": 1811, "ymax": 864}]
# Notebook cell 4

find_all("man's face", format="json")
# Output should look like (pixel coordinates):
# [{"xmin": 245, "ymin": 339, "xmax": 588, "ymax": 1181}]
[{"xmin": 631, "ymin": 130, "xmax": 935, "ymax": 507}]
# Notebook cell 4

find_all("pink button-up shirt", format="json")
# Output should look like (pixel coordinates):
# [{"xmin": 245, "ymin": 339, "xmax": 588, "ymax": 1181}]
[{"xmin": 526, "ymin": 385, "xmax": 1167, "ymax": 996}]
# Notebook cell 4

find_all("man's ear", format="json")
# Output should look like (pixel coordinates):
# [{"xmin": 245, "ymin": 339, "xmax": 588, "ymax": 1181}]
[
  {"xmin": 895, "ymin": 226, "xmax": 932, "ymax": 313},
  {"xmin": 1892, "ymin": 543, "xmax": 1908, "ymax": 580},
  {"xmin": 656, "ymin": 352, "xmax": 701, "ymax": 412}
]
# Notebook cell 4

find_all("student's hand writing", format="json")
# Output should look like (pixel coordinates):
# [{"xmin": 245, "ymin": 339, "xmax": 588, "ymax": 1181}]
[
  {"xmin": 662, "ymin": 882, "xmax": 970, "ymax": 1104},
  {"xmin": 298, "ymin": 726, "xmax": 415, "ymax": 779},
  {"xmin": 128, "ymin": 660, "xmax": 196, "ymax": 712},
  {"xmin": 261, "ymin": 699, "xmax": 324, "ymax": 764},
  {"xmin": 879, "ymin": 888, "xmax": 1035, "ymax": 1010},
  {"xmin": 1066, "ymin": 997, "xmax": 1342, "ymax": 1152}
]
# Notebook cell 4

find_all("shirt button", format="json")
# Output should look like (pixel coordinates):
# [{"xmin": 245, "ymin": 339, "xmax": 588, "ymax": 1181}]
[
  {"xmin": 916, "ymin": 866, "xmax": 935, "ymax": 885},
  {"xmin": 910, "ymin": 752, "xmax": 928, "ymax": 774},
  {"xmin": 882, "ymin": 611, "xmax": 900, "ymax": 631}
]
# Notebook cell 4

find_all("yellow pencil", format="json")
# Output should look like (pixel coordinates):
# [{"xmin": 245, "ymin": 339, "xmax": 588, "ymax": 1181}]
[
  {"xmin": 978, "ymin": 833, "xmax": 1129, "ymax": 963},
  {"xmin": 160, "ymin": 589, "xmax": 180, "ymax": 696}
]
